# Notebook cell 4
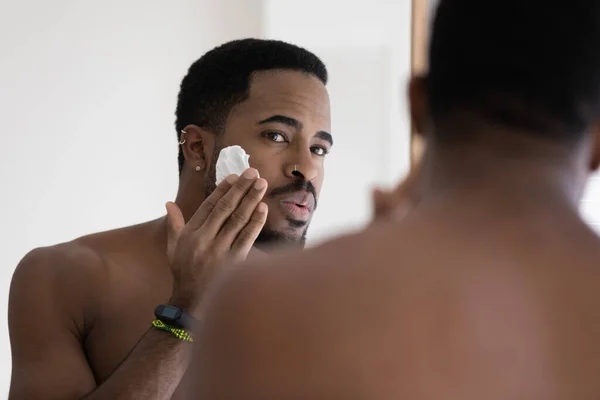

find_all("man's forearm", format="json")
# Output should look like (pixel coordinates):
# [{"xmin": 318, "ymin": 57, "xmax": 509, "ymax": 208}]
[{"xmin": 82, "ymin": 328, "xmax": 191, "ymax": 400}]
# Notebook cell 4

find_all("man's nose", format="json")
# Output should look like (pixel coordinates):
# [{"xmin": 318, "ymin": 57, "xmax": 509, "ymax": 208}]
[{"xmin": 285, "ymin": 151, "xmax": 318, "ymax": 181}]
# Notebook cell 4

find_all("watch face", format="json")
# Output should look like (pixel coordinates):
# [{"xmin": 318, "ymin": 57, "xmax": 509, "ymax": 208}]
[
  {"xmin": 154, "ymin": 304, "xmax": 196, "ymax": 330},
  {"xmin": 162, "ymin": 307, "xmax": 179, "ymax": 319}
]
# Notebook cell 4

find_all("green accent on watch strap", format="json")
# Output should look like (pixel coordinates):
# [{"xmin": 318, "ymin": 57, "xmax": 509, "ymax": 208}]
[{"xmin": 151, "ymin": 319, "xmax": 193, "ymax": 342}]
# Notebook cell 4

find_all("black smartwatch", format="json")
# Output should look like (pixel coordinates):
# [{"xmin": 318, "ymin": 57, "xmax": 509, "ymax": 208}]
[{"xmin": 154, "ymin": 304, "xmax": 197, "ymax": 330}]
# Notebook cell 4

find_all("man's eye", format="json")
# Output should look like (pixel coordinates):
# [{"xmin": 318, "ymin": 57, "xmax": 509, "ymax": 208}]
[
  {"xmin": 263, "ymin": 131, "xmax": 286, "ymax": 142},
  {"xmin": 311, "ymin": 146, "xmax": 329, "ymax": 156}
]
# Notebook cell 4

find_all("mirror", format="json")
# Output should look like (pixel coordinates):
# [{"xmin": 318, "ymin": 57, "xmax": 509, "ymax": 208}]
[{"xmin": 0, "ymin": 2, "xmax": 418, "ymax": 392}]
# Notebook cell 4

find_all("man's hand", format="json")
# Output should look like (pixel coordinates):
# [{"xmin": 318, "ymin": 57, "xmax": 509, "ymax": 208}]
[
  {"xmin": 165, "ymin": 168, "xmax": 268, "ymax": 313},
  {"xmin": 372, "ymin": 162, "xmax": 421, "ymax": 222}
]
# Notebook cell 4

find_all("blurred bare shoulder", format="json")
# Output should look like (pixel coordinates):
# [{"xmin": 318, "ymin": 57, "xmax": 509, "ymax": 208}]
[
  {"xmin": 190, "ymin": 225, "xmax": 394, "ymax": 398},
  {"xmin": 203, "ymin": 221, "xmax": 400, "ymax": 314}
]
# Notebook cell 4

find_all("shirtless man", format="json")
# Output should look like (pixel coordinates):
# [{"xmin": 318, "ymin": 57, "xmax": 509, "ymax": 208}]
[
  {"xmin": 188, "ymin": 1, "xmax": 600, "ymax": 398},
  {"xmin": 8, "ymin": 38, "xmax": 332, "ymax": 399}
]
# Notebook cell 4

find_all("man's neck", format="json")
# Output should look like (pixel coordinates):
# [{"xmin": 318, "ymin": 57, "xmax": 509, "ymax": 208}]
[
  {"xmin": 414, "ymin": 131, "xmax": 590, "ymax": 213},
  {"xmin": 174, "ymin": 173, "xmax": 207, "ymax": 223}
]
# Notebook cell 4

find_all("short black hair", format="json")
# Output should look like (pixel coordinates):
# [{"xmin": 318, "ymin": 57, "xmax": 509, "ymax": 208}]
[
  {"xmin": 427, "ymin": 0, "xmax": 600, "ymax": 143},
  {"xmin": 175, "ymin": 38, "xmax": 328, "ymax": 173}
]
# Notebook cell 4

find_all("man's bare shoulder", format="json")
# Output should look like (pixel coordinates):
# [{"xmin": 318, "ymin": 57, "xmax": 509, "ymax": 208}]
[
  {"xmin": 192, "ymin": 224, "xmax": 410, "ymax": 397},
  {"xmin": 15, "ymin": 224, "xmax": 133, "ymax": 278},
  {"xmin": 11, "ymin": 240, "xmax": 106, "ymax": 308},
  {"xmin": 73, "ymin": 218, "xmax": 164, "ymax": 255},
  {"xmin": 195, "ymin": 219, "xmax": 600, "ymax": 397},
  {"xmin": 15, "ymin": 218, "xmax": 163, "ymax": 276},
  {"xmin": 8, "ymin": 243, "xmax": 106, "ymax": 365},
  {"xmin": 201, "ymin": 222, "xmax": 411, "ymax": 349},
  {"xmin": 11, "ymin": 220, "xmax": 163, "ymax": 312},
  {"xmin": 220, "ymin": 221, "xmax": 410, "ymax": 296}
]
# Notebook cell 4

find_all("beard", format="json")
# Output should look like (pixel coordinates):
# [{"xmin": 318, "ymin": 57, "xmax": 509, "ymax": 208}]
[
  {"xmin": 204, "ymin": 143, "xmax": 309, "ymax": 251},
  {"xmin": 254, "ymin": 225, "xmax": 307, "ymax": 250}
]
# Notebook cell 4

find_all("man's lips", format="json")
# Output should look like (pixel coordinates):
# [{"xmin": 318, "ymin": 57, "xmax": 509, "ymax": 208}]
[
  {"xmin": 276, "ymin": 190, "xmax": 315, "ymax": 221},
  {"xmin": 278, "ymin": 191, "xmax": 315, "ymax": 212},
  {"xmin": 279, "ymin": 202, "xmax": 310, "ymax": 220}
]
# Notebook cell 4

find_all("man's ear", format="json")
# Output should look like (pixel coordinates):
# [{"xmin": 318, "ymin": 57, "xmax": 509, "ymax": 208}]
[
  {"xmin": 408, "ymin": 74, "xmax": 429, "ymax": 139},
  {"xmin": 589, "ymin": 119, "xmax": 600, "ymax": 172},
  {"xmin": 180, "ymin": 124, "xmax": 214, "ymax": 171}
]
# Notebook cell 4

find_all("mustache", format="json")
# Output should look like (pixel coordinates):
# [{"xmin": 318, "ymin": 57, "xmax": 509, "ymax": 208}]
[{"xmin": 268, "ymin": 180, "xmax": 318, "ymax": 208}]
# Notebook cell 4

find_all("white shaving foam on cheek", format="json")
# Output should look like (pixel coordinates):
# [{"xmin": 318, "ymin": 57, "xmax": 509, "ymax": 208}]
[{"xmin": 215, "ymin": 145, "xmax": 258, "ymax": 185}]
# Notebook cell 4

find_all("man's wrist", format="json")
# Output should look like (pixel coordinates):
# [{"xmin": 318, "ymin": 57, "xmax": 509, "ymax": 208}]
[
  {"xmin": 168, "ymin": 293, "xmax": 201, "ymax": 319},
  {"xmin": 154, "ymin": 302, "xmax": 199, "ymax": 331},
  {"xmin": 168, "ymin": 294, "xmax": 192, "ymax": 311}
]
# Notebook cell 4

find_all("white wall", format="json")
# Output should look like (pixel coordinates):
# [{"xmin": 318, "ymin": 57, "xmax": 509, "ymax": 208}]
[
  {"xmin": 0, "ymin": 0, "xmax": 413, "ymax": 393},
  {"xmin": 581, "ymin": 177, "xmax": 600, "ymax": 231}
]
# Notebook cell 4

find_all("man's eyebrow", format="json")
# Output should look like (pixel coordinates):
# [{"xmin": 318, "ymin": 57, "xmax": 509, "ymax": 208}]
[
  {"xmin": 258, "ymin": 114, "xmax": 332, "ymax": 146},
  {"xmin": 315, "ymin": 131, "xmax": 333, "ymax": 147},
  {"xmin": 258, "ymin": 115, "xmax": 300, "ymax": 129}
]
